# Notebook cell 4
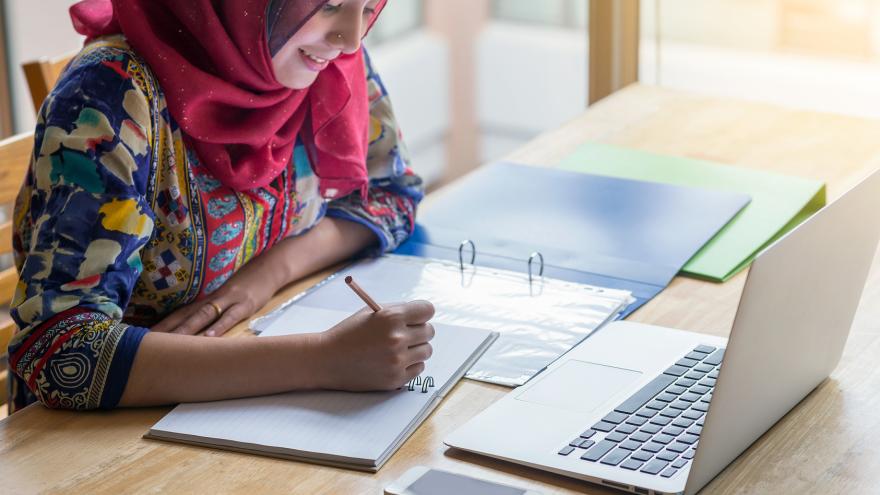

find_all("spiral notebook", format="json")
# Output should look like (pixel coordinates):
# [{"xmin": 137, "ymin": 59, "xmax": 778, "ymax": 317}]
[{"xmin": 146, "ymin": 309, "xmax": 496, "ymax": 471}]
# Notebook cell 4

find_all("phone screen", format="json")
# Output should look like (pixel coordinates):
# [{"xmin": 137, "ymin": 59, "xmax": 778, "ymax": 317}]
[{"xmin": 407, "ymin": 470, "xmax": 527, "ymax": 495}]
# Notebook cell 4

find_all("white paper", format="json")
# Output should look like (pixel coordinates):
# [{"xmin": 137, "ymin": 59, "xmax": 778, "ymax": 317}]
[{"xmin": 260, "ymin": 306, "xmax": 350, "ymax": 337}]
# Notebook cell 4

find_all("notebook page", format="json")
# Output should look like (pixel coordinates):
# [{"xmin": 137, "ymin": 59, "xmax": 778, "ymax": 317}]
[
  {"xmin": 150, "ymin": 308, "xmax": 492, "ymax": 465},
  {"xmin": 259, "ymin": 306, "xmax": 355, "ymax": 336}
]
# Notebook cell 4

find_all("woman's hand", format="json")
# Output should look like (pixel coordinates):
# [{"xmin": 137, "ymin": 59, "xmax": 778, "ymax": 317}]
[
  {"xmin": 314, "ymin": 300, "xmax": 436, "ymax": 391},
  {"xmin": 152, "ymin": 217, "xmax": 376, "ymax": 337},
  {"xmin": 121, "ymin": 300, "xmax": 435, "ymax": 406},
  {"xmin": 152, "ymin": 254, "xmax": 282, "ymax": 337}
]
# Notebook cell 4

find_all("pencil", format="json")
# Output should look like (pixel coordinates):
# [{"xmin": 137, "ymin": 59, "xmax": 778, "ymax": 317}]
[{"xmin": 345, "ymin": 276, "xmax": 382, "ymax": 312}]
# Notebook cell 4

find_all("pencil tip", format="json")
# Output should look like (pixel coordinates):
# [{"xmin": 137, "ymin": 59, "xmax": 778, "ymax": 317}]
[{"xmin": 345, "ymin": 275, "xmax": 353, "ymax": 284}]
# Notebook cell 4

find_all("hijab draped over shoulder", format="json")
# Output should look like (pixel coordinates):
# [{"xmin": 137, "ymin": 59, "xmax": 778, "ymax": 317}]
[{"xmin": 69, "ymin": 0, "xmax": 387, "ymax": 197}]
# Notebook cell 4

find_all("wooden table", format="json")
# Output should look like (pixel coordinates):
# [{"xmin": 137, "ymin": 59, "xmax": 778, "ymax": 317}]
[{"xmin": 3, "ymin": 84, "xmax": 880, "ymax": 494}]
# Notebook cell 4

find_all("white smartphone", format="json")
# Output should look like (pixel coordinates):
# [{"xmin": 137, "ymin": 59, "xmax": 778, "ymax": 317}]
[{"xmin": 384, "ymin": 466, "xmax": 543, "ymax": 495}]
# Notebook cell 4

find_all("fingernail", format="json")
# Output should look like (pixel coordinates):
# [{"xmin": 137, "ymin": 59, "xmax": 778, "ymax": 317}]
[{"xmin": 206, "ymin": 331, "xmax": 215, "ymax": 337}]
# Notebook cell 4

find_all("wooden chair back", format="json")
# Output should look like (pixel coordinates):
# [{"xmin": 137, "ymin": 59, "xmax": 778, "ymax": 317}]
[
  {"xmin": 0, "ymin": 133, "xmax": 34, "ymax": 407},
  {"xmin": 22, "ymin": 52, "xmax": 77, "ymax": 113}
]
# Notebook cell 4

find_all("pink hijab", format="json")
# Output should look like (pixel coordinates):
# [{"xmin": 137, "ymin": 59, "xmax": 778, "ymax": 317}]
[{"xmin": 69, "ymin": 0, "xmax": 387, "ymax": 196}]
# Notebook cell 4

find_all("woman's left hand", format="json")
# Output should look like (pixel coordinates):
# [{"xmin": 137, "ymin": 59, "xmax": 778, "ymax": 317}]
[
  {"xmin": 151, "ymin": 217, "xmax": 376, "ymax": 337},
  {"xmin": 151, "ymin": 256, "xmax": 281, "ymax": 337}
]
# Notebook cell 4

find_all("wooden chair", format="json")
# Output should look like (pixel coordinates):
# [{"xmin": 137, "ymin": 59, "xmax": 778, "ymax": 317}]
[
  {"xmin": 0, "ymin": 133, "xmax": 33, "ymax": 411},
  {"xmin": 22, "ymin": 52, "xmax": 77, "ymax": 113}
]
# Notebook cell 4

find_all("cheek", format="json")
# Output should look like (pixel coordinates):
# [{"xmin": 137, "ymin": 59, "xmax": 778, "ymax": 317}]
[{"xmin": 271, "ymin": 45, "xmax": 318, "ymax": 89}]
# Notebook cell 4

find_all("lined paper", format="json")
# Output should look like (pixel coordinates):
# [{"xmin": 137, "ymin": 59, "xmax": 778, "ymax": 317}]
[{"xmin": 148, "ymin": 307, "xmax": 495, "ymax": 469}]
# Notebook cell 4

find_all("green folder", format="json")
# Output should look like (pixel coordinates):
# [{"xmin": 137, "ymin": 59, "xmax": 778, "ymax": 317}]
[{"xmin": 558, "ymin": 143, "xmax": 826, "ymax": 282}]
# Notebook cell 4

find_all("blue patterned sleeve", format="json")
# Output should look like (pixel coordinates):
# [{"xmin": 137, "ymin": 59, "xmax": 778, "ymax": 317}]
[
  {"xmin": 325, "ymin": 48, "xmax": 425, "ymax": 253},
  {"xmin": 8, "ymin": 46, "xmax": 155, "ymax": 411}
]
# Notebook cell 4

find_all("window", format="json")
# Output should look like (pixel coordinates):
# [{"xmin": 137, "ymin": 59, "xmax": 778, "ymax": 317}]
[
  {"xmin": 367, "ymin": 1, "xmax": 591, "ymax": 185},
  {"xmin": 364, "ymin": 1, "xmax": 424, "ymax": 45},
  {"xmin": 479, "ymin": 1, "xmax": 589, "ymax": 163},
  {"xmin": 492, "ymin": 0, "xmax": 588, "ymax": 29},
  {"xmin": 640, "ymin": 0, "xmax": 880, "ymax": 119}
]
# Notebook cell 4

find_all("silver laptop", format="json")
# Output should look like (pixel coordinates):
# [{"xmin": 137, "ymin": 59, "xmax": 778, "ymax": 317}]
[{"xmin": 445, "ymin": 168, "xmax": 880, "ymax": 495}]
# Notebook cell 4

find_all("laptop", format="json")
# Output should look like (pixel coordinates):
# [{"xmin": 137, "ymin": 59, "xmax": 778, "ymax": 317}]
[{"xmin": 445, "ymin": 169, "xmax": 880, "ymax": 495}]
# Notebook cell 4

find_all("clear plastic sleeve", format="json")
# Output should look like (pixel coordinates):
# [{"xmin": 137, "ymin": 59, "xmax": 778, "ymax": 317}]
[{"xmin": 251, "ymin": 255, "xmax": 633, "ymax": 387}]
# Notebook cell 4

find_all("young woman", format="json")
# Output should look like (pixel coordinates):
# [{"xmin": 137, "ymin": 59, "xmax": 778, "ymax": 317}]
[{"xmin": 7, "ymin": 0, "xmax": 434, "ymax": 413}]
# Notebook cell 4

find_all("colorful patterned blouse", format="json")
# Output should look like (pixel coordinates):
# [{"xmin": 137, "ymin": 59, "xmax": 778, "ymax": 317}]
[{"xmin": 7, "ymin": 36, "xmax": 422, "ymax": 413}]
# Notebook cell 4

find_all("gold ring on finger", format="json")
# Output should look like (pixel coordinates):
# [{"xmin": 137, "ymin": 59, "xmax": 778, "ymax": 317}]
[{"xmin": 207, "ymin": 301, "xmax": 223, "ymax": 319}]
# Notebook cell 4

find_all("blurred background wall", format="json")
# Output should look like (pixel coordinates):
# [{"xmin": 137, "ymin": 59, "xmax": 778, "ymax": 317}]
[
  {"xmin": 3, "ymin": 0, "xmax": 880, "ymax": 188},
  {"xmin": 2, "ymin": 0, "xmax": 84, "ymax": 135}
]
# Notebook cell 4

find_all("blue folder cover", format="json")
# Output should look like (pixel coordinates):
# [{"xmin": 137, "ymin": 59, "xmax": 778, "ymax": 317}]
[{"xmin": 396, "ymin": 162, "xmax": 751, "ymax": 317}]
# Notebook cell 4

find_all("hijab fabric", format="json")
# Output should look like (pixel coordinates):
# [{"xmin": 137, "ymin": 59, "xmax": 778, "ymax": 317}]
[{"xmin": 69, "ymin": 0, "xmax": 387, "ymax": 197}]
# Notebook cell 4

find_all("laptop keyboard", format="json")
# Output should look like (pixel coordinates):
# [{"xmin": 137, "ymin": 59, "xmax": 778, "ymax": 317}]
[{"xmin": 557, "ymin": 345, "xmax": 725, "ymax": 479}]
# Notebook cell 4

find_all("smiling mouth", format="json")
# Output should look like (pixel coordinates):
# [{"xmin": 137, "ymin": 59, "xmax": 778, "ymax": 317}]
[{"xmin": 299, "ymin": 48, "xmax": 331, "ymax": 64}]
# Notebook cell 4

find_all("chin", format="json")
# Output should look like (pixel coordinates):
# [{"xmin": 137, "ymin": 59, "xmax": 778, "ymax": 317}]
[{"xmin": 280, "ymin": 74, "xmax": 319, "ymax": 90}]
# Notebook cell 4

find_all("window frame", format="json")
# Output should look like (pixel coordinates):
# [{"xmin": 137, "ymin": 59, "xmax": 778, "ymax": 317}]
[
  {"xmin": 0, "ymin": 3, "xmax": 14, "ymax": 137},
  {"xmin": 588, "ymin": 0, "xmax": 639, "ymax": 104}
]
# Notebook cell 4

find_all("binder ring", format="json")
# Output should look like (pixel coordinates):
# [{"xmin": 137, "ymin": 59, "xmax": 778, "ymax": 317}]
[
  {"xmin": 458, "ymin": 240, "xmax": 476, "ymax": 270},
  {"xmin": 421, "ymin": 376, "xmax": 435, "ymax": 393},
  {"xmin": 528, "ymin": 251, "xmax": 545, "ymax": 283}
]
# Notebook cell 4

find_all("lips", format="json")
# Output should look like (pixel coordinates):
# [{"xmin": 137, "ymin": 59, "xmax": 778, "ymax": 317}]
[{"xmin": 299, "ymin": 48, "xmax": 332, "ymax": 72}]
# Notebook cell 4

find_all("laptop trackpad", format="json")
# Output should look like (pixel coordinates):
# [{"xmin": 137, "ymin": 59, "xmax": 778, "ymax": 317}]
[{"xmin": 516, "ymin": 360, "xmax": 642, "ymax": 414}]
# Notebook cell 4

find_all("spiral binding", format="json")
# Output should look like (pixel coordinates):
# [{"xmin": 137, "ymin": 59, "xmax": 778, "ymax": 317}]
[{"xmin": 406, "ymin": 375, "xmax": 436, "ymax": 393}]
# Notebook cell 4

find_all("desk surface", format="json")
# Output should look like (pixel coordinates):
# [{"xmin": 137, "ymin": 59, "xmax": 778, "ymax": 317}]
[{"xmin": 4, "ymin": 84, "xmax": 880, "ymax": 494}]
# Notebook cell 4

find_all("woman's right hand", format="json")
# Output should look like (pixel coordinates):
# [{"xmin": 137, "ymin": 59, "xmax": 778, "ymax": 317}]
[{"xmin": 315, "ymin": 300, "xmax": 436, "ymax": 391}]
